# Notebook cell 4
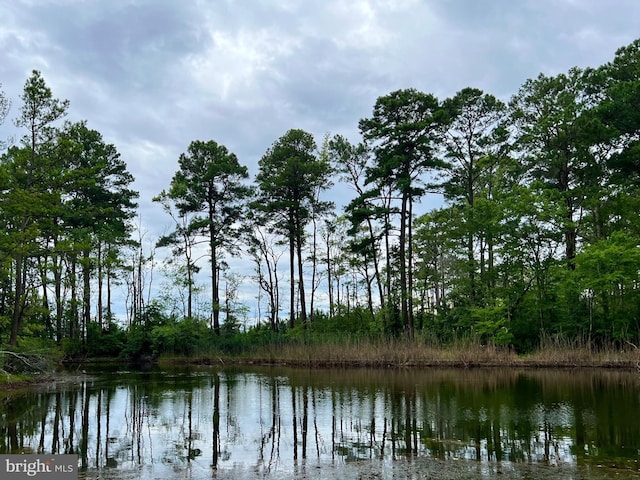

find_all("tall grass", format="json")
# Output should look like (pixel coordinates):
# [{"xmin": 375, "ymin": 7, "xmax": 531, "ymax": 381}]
[
  {"xmin": 178, "ymin": 332, "xmax": 640, "ymax": 369},
  {"xmin": 522, "ymin": 333, "xmax": 640, "ymax": 368},
  {"xmin": 244, "ymin": 336, "xmax": 515, "ymax": 368}
]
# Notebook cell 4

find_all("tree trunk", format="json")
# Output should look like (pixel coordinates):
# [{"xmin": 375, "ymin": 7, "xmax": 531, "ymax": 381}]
[
  {"xmin": 97, "ymin": 242, "xmax": 103, "ymax": 329},
  {"xmin": 407, "ymin": 196, "xmax": 415, "ymax": 335},
  {"xmin": 82, "ymin": 248, "xmax": 91, "ymax": 344},
  {"xmin": 187, "ymin": 259, "xmax": 193, "ymax": 320},
  {"xmin": 399, "ymin": 192, "xmax": 411, "ymax": 339},
  {"xmin": 272, "ymin": 256, "xmax": 280, "ymax": 330},
  {"xmin": 9, "ymin": 254, "xmax": 25, "ymax": 346},
  {"xmin": 325, "ymin": 226, "xmax": 333, "ymax": 318},
  {"xmin": 365, "ymin": 267, "xmax": 375, "ymax": 321},
  {"xmin": 383, "ymin": 193, "xmax": 393, "ymax": 332},
  {"xmin": 106, "ymin": 262, "xmax": 112, "ymax": 324},
  {"xmin": 211, "ymin": 241, "xmax": 220, "ymax": 335},
  {"xmin": 70, "ymin": 255, "xmax": 78, "ymax": 340},
  {"xmin": 39, "ymin": 254, "xmax": 52, "ymax": 339},
  {"xmin": 54, "ymin": 252, "xmax": 63, "ymax": 344},
  {"xmin": 289, "ymin": 225, "xmax": 296, "ymax": 329},
  {"xmin": 366, "ymin": 216, "xmax": 385, "ymax": 311},
  {"xmin": 296, "ymin": 231, "xmax": 307, "ymax": 325},
  {"xmin": 309, "ymin": 215, "xmax": 318, "ymax": 322}
]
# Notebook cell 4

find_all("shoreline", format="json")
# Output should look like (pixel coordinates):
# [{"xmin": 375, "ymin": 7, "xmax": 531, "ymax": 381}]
[
  {"xmin": 155, "ymin": 340, "xmax": 640, "ymax": 371},
  {"xmin": 2, "ymin": 343, "xmax": 639, "ymax": 391},
  {"xmin": 159, "ymin": 355, "xmax": 640, "ymax": 371}
]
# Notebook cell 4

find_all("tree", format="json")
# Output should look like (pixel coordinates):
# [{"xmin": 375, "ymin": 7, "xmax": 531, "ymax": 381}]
[
  {"xmin": 57, "ymin": 121, "xmax": 137, "ymax": 339},
  {"xmin": 308, "ymin": 135, "xmax": 335, "ymax": 322},
  {"xmin": 0, "ymin": 83, "xmax": 9, "ymax": 149},
  {"xmin": 509, "ymin": 67, "xmax": 620, "ymax": 338},
  {"xmin": 413, "ymin": 209, "xmax": 457, "ymax": 332},
  {"xmin": 154, "ymin": 192, "xmax": 204, "ymax": 320},
  {"xmin": 255, "ymin": 129, "xmax": 332, "ymax": 328},
  {"xmin": 0, "ymin": 84, "xmax": 9, "ymax": 324},
  {"xmin": 327, "ymin": 135, "xmax": 385, "ymax": 315},
  {"xmin": 574, "ymin": 232, "xmax": 640, "ymax": 343},
  {"xmin": 510, "ymin": 68, "xmax": 594, "ymax": 270},
  {"xmin": 597, "ymin": 39, "xmax": 640, "ymax": 186},
  {"xmin": 126, "ymin": 219, "xmax": 154, "ymax": 327},
  {"xmin": 4, "ymin": 71, "xmax": 68, "ymax": 345},
  {"xmin": 591, "ymin": 40, "xmax": 640, "ymax": 242},
  {"xmin": 162, "ymin": 140, "xmax": 252, "ymax": 335},
  {"xmin": 1, "ymin": 73, "xmax": 136, "ymax": 351},
  {"xmin": 359, "ymin": 89, "xmax": 446, "ymax": 338},
  {"xmin": 440, "ymin": 88, "xmax": 509, "ymax": 306},
  {"xmin": 246, "ymin": 223, "xmax": 283, "ymax": 331},
  {"xmin": 567, "ymin": 40, "xmax": 640, "ymax": 344}
]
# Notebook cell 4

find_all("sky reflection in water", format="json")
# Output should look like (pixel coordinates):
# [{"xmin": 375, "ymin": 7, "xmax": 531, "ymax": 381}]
[{"xmin": 1, "ymin": 367, "xmax": 639, "ymax": 479}]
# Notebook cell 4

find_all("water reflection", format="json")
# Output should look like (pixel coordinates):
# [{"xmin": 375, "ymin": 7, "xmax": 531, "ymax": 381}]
[{"xmin": 1, "ymin": 368, "xmax": 639, "ymax": 479}]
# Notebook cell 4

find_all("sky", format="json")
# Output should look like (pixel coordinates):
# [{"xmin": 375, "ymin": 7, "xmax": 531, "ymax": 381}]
[{"xmin": 1, "ymin": 0, "xmax": 640, "ymax": 320}]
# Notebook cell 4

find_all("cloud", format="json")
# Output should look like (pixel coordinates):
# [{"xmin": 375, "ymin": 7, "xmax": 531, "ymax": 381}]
[{"xmin": 2, "ymin": 0, "xmax": 639, "ymax": 198}]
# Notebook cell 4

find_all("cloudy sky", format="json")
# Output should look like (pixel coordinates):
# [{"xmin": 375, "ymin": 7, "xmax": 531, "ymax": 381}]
[{"xmin": 1, "ymin": 0, "xmax": 639, "ymax": 317}]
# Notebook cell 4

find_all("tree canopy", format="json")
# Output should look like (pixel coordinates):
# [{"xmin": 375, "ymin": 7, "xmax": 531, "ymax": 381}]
[{"xmin": 2, "ymin": 40, "xmax": 640, "ymax": 357}]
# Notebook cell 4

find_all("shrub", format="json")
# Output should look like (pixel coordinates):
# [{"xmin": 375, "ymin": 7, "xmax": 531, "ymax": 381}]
[{"xmin": 86, "ymin": 322, "xmax": 126, "ymax": 357}]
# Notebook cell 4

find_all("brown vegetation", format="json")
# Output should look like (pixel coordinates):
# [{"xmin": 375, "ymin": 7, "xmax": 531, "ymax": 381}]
[{"xmin": 170, "ymin": 337, "xmax": 640, "ymax": 370}]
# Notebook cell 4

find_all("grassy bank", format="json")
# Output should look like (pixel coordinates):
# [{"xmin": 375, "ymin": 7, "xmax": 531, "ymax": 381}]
[
  {"xmin": 5, "ymin": 334, "xmax": 640, "ymax": 378},
  {"xmin": 159, "ymin": 337, "xmax": 640, "ymax": 370}
]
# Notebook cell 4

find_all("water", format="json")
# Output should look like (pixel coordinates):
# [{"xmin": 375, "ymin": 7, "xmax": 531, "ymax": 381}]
[{"xmin": 1, "ymin": 367, "xmax": 639, "ymax": 479}]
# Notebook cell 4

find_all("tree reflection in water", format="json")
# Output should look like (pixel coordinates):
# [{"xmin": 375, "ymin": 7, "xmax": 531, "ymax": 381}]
[{"xmin": 0, "ymin": 368, "xmax": 639, "ymax": 479}]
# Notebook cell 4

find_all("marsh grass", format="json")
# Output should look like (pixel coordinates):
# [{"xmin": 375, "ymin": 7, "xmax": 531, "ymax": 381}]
[
  {"xmin": 246, "ymin": 338, "xmax": 516, "ymax": 368},
  {"xmin": 174, "ymin": 334, "xmax": 640, "ymax": 370},
  {"xmin": 522, "ymin": 334, "xmax": 640, "ymax": 368}
]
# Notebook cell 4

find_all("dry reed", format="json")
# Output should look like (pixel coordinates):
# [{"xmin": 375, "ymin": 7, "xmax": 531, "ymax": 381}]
[{"xmin": 211, "ymin": 336, "xmax": 640, "ymax": 370}]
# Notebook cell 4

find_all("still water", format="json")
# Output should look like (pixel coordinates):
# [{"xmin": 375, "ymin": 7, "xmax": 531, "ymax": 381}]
[{"xmin": 1, "ymin": 367, "xmax": 639, "ymax": 479}]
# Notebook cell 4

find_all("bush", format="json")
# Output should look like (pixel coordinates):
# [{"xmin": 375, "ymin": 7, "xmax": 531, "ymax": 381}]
[
  {"xmin": 148, "ymin": 318, "xmax": 210, "ymax": 356},
  {"xmin": 120, "ymin": 324, "xmax": 153, "ymax": 362},
  {"xmin": 62, "ymin": 338, "xmax": 84, "ymax": 358},
  {"xmin": 86, "ymin": 322, "xmax": 126, "ymax": 357},
  {"xmin": 290, "ymin": 308, "xmax": 379, "ymax": 338}
]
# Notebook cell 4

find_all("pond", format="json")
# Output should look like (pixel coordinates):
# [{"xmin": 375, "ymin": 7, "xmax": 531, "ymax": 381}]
[{"xmin": 1, "ymin": 366, "xmax": 639, "ymax": 479}]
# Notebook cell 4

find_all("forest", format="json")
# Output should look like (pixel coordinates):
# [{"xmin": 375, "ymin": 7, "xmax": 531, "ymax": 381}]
[{"xmin": 1, "ymin": 39, "xmax": 639, "ymax": 364}]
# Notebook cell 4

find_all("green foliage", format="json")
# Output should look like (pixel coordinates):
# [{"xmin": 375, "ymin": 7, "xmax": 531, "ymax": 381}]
[
  {"xmin": 242, "ymin": 322, "xmax": 287, "ymax": 345},
  {"xmin": 1, "ymin": 71, "xmax": 137, "ymax": 349},
  {"xmin": 119, "ymin": 302, "xmax": 168, "ymax": 361},
  {"xmin": 4, "ymin": 43, "xmax": 640, "ymax": 359},
  {"xmin": 255, "ymin": 128, "xmax": 333, "ymax": 328},
  {"xmin": 468, "ymin": 305, "xmax": 513, "ymax": 346},
  {"xmin": 85, "ymin": 322, "xmax": 126, "ymax": 357},
  {"xmin": 359, "ymin": 88, "xmax": 447, "ymax": 338},
  {"xmin": 61, "ymin": 337, "xmax": 84, "ymax": 359},
  {"xmin": 572, "ymin": 232, "xmax": 640, "ymax": 342},
  {"xmin": 119, "ymin": 325, "xmax": 151, "ymax": 362},
  {"xmin": 576, "ymin": 232, "xmax": 640, "ymax": 291},
  {"xmin": 158, "ymin": 139, "xmax": 253, "ymax": 335},
  {"xmin": 293, "ymin": 308, "xmax": 380, "ymax": 338},
  {"xmin": 150, "ymin": 318, "xmax": 210, "ymax": 356}
]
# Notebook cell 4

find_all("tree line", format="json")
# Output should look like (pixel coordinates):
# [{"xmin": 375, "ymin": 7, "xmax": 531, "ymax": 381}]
[{"xmin": 1, "ymin": 39, "xmax": 639, "ymax": 357}]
